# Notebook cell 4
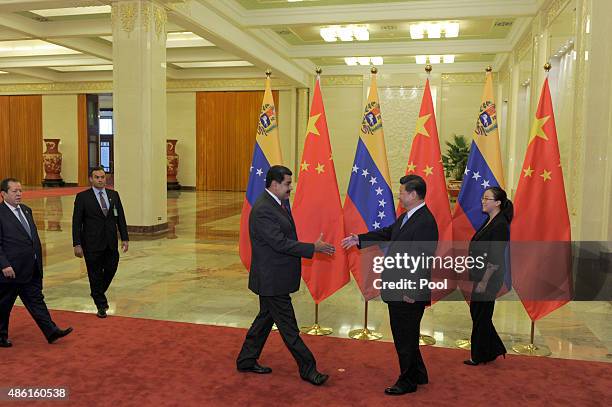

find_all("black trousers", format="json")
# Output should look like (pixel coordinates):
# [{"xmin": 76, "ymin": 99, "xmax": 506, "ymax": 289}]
[
  {"xmin": 387, "ymin": 302, "xmax": 428, "ymax": 390},
  {"xmin": 469, "ymin": 299, "xmax": 507, "ymax": 363},
  {"xmin": 236, "ymin": 295, "xmax": 316, "ymax": 378},
  {"xmin": 84, "ymin": 247, "xmax": 119, "ymax": 310},
  {"xmin": 0, "ymin": 270, "xmax": 58, "ymax": 340}
]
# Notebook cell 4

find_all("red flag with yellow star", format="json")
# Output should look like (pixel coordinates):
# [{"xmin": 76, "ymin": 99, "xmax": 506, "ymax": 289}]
[
  {"xmin": 292, "ymin": 76, "xmax": 349, "ymax": 303},
  {"xmin": 401, "ymin": 79, "xmax": 454, "ymax": 302},
  {"xmin": 511, "ymin": 77, "xmax": 572, "ymax": 321}
]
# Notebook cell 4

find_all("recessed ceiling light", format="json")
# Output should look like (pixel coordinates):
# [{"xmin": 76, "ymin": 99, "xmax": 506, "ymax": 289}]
[
  {"xmin": 416, "ymin": 55, "xmax": 427, "ymax": 64},
  {"xmin": 429, "ymin": 55, "xmax": 441, "ymax": 64},
  {"xmin": 320, "ymin": 27, "xmax": 337, "ymax": 42},
  {"xmin": 444, "ymin": 22, "xmax": 460, "ymax": 38},
  {"xmin": 175, "ymin": 61, "xmax": 253, "ymax": 68},
  {"xmin": 353, "ymin": 27, "xmax": 370, "ymax": 41},
  {"xmin": 338, "ymin": 27, "xmax": 354, "ymax": 42},
  {"xmin": 344, "ymin": 57, "xmax": 358, "ymax": 66},
  {"xmin": 370, "ymin": 56, "xmax": 384, "ymax": 65},
  {"xmin": 427, "ymin": 24, "xmax": 441, "ymax": 39},
  {"xmin": 410, "ymin": 24, "xmax": 425, "ymax": 40},
  {"xmin": 443, "ymin": 55, "xmax": 455, "ymax": 63},
  {"xmin": 320, "ymin": 25, "xmax": 369, "ymax": 42},
  {"xmin": 357, "ymin": 57, "xmax": 370, "ymax": 65}
]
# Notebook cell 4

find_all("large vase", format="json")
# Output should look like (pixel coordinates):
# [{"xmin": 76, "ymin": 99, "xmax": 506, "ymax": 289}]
[
  {"xmin": 42, "ymin": 138, "xmax": 65, "ymax": 187},
  {"xmin": 166, "ymin": 139, "xmax": 181, "ymax": 190}
]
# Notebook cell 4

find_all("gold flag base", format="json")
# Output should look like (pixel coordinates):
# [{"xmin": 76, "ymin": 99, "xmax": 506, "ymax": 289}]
[
  {"xmin": 419, "ymin": 334, "xmax": 436, "ymax": 346},
  {"xmin": 512, "ymin": 343, "xmax": 551, "ymax": 357},
  {"xmin": 300, "ymin": 323, "xmax": 333, "ymax": 336},
  {"xmin": 455, "ymin": 338, "xmax": 471, "ymax": 350},
  {"xmin": 348, "ymin": 327, "xmax": 383, "ymax": 341}
]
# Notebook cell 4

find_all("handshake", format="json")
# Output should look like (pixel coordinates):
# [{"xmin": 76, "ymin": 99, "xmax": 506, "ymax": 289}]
[{"xmin": 313, "ymin": 233, "xmax": 360, "ymax": 256}]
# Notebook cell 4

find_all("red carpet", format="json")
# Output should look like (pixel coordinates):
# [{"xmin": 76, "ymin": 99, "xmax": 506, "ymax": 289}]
[{"xmin": 2, "ymin": 307, "xmax": 609, "ymax": 407}]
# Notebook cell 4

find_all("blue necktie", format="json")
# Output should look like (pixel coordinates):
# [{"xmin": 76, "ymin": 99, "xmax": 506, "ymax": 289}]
[
  {"xmin": 401, "ymin": 214, "xmax": 409, "ymax": 229},
  {"xmin": 15, "ymin": 207, "xmax": 32, "ymax": 238}
]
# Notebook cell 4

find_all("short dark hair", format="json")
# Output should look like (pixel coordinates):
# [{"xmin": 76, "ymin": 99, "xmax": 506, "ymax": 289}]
[
  {"xmin": 265, "ymin": 165, "xmax": 292, "ymax": 188},
  {"xmin": 1, "ymin": 178, "xmax": 20, "ymax": 193},
  {"xmin": 399, "ymin": 174, "xmax": 426, "ymax": 199},
  {"xmin": 89, "ymin": 166, "xmax": 106, "ymax": 177}
]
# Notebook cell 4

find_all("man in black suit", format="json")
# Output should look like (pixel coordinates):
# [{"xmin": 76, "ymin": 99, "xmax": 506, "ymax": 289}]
[
  {"xmin": 0, "ymin": 178, "xmax": 73, "ymax": 347},
  {"xmin": 72, "ymin": 166, "xmax": 129, "ymax": 318},
  {"xmin": 236, "ymin": 165, "xmax": 335, "ymax": 385},
  {"xmin": 342, "ymin": 175, "xmax": 439, "ymax": 395}
]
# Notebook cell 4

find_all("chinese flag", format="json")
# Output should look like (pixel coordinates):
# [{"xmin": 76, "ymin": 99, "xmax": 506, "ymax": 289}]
[
  {"xmin": 293, "ymin": 76, "xmax": 349, "ymax": 303},
  {"xmin": 400, "ymin": 79, "xmax": 454, "ymax": 302},
  {"xmin": 511, "ymin": 78, "xmax": 572, "ymax": 321}
]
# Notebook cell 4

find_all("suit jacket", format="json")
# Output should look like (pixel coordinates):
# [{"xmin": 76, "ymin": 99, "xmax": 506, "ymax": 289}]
[
  {"xmin": 248, "ymin": 191, "xmax": 315, "ymax": 296},
  {"xmin": 72, "ymin": 188, "xmax": 129, "ymax": 253},
  {"xmin": 0, "ymin": 203, "xmax": 43, "ymax": 284},
  {"xmin": 359, "ymin": 205, "xmax": 439, "ymax": 304},
  {"xmin": 468, "ymin": 212, "xmax": 510, "ymax": 296}
]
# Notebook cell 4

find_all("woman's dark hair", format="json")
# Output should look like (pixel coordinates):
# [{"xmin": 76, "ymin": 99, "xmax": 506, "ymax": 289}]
[{"xmin": 485, "ymin": 186, "xmax": 513, "ymax": 222}]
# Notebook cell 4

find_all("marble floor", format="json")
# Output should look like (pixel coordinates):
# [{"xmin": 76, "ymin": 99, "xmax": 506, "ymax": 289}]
[{"xmin": 17, "ymin": 190, "xmax": 612, "ymax": 363}]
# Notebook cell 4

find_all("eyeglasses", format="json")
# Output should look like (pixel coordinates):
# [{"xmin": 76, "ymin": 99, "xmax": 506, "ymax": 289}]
[{"xmin": 481, "ymin": 197, "xmax": 496, "ymax": 201}]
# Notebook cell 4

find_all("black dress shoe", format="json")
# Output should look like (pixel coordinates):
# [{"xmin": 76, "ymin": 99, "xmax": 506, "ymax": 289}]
[
  {"xmin": 237, "ymin": 362, "xmax": 272, "ymax": 374},
  {"xmin": 301, "ymin": 372, "xmax": 329, "ymax": 386},
  {"xmin": 463, "ymin": 359, "xmax": 480, "ymax": 366},
  {"xmin": 96, "ymin": 308, "xmax": 107, "ymax": 318},
  {"xmin": 416, "ymin": 377, "xmax": 429, "ymax": 385},
  {"xmin": 0, "ymin": 337, "xmax": 12, "ymax": 348},
  {"xmin": 384, "ymin": 385, "xmax": 416, "ymax": 395},
  {"xmin": 47, "ymin": 327, "xmax": 73, "ymax": 344}
]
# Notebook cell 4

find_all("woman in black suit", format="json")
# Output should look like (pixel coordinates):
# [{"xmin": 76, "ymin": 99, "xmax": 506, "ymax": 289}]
[{"xmin": 464, "ymin": 186, "xmax": 512, "ymax": 366}]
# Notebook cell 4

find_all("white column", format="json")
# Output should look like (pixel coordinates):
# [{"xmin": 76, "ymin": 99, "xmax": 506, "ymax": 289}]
[{"xmin": 112, "ymin": 0, "xmax": 167, "ymax": 233}]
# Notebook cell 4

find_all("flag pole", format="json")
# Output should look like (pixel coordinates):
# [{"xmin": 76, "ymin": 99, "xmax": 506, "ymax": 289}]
[
  {"xmin": 511, "ymin": 320, "xmax": 551, "ymax": 356},
  {"xmin": 297, "ymin": 67, "xmax": 334, "ymax": 336},
  {"xmin": 454, "ymin": 64, "xmax": 495, "ymax": 351},
  {"xmin": 511, "ymin": 62, "xmax": 555, "ymax": 357},
  {"xmin": 349, "ymin": 299, "xmax": 383, "ymax": 341},
  {"xmin": 300, "ymin": 302, "xmax": 333, "ymax": 335},
  {"xmin": 416, "ymin": 62, "xmax": 437, "ymax": 347}
]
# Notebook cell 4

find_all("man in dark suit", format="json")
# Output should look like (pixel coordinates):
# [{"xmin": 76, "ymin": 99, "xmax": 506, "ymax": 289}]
[
  {"xmin": 72, "ymin": 166, "xmax": 129, "ymax": 318},
  {"xmin": 236, "ymin": 165, "xmax": 335, "ymax": 385},
  {"xmin": 0, "ymin": 178, "xmax": 73, "ymax": 347},
  {"xmin": 342, "ymin": 175, "xmax": 439, "ymax": 395}
]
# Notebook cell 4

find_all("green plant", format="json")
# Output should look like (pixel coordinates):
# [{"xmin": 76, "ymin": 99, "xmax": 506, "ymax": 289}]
[{"xmin": 441, "ymin": 134, "xmax": 470, "ymax": 181}]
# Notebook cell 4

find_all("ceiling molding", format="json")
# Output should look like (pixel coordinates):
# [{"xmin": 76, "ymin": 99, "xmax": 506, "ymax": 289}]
[
  {"xmin": 223, "ymin": 0, "xmax": 539, "ymax": 27},
  {"xmin": 166, "ymin": 47, "xmax": 238, "ymax": 63},
  {"xmin": 320, "ymin": 62, "xmax": 493, "ymax": 75},
  {"xmin": 0, "ymin": 54, "xmax": 107, "ymax": 68},
  {"xmin": 289, "ymin": 38, "xmax": 511, "ymax": 58},
  {"xmin": 167, "ymin": 0, "xmax": 310, "ymax": 86},
  {"xmin": 0, "ymin": 0, "xmax": 105, "ymax": 13},
  {"xmin": 1, "ymin": 66, "xmax": 59, "ymax": 81},
  {"xmin": 506, "ymin": 17, "xmax": 533, "ymax": 47}
]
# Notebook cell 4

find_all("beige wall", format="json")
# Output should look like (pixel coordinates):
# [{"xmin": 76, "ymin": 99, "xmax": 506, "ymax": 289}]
[
  {"xmin": 42, "ymin": 95, "xmax": 78, "ymax": 184},
  {"xmin": 167, "ymin": 92, "xmax": 196, "ymax": 188}
]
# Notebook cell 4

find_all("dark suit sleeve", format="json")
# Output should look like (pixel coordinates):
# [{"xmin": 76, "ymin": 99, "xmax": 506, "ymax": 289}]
[
  {"xmin": 254, "ymin": 206, "xmax": 314, "ymax": 259},
  {"xmin": 72, "ymin": 193, "xmax": 84, "ymax": 247},
  {"xmin": 114, "ymin": 192, "xmax": 129, "ymax": 241},
  {"xmin": 357, "ymin": 223, "xmax": 395, "ymax": 248},
  {"xmin": 0, "ymin": 219, "xmax": 11, "ymax": 270}
]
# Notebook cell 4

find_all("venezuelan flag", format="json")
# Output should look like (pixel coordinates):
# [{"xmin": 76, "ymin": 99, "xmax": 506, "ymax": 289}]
[
  {"xmin": 453, "ymin": 70, "xmax": 505, "ymax": 239},
  {"xmin": 239, "ymin": 74, "xmax": 283, "ymax": 270},
  {"xmin": 343, "ymin": 71, "xmax": 396, "ymax": 298},
  {"xmin": 453, "ymin": 70, "xmax": 510, "ymax": 291}
]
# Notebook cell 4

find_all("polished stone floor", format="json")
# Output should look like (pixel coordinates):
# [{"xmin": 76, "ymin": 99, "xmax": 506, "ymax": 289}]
[{"xmin": 17, "ymin": 190, "xmax": 612, "ymax": 363}]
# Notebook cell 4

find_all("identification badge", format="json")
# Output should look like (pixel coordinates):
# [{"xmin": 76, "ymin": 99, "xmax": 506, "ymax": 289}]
[{"xmin": 113, "ymin": 208, "xmax": 118, "ymax": 217}]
